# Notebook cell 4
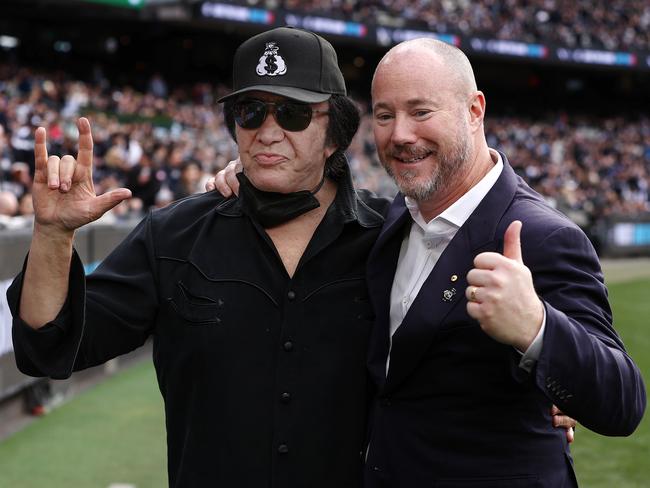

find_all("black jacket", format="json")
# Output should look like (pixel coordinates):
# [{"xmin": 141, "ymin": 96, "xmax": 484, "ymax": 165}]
[{"xmin": 10, "ymin": 168, "xmax": 390, "ymax": 488}]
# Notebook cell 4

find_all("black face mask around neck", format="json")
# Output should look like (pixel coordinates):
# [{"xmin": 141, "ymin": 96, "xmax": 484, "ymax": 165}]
[{"xmin": 236, "ymin": 172, "xmax": 326, "ymax": 228}]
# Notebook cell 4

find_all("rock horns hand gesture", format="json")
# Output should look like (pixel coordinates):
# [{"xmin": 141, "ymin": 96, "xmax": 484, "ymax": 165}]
[{"xmin": 32, "ymin": 117, "xmax": 131, "ymax": 235}]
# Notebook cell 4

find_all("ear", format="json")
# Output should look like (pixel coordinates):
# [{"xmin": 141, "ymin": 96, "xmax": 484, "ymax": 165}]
[
  {"xmin": 468, "ymin": 91, "xmax": 486, "ymax": 130},
  {"xmin": 324, "ymin": 144, "xmax": 338, "ymax": 160}
]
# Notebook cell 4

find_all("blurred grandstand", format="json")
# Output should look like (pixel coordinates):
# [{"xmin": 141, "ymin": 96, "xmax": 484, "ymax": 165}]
[
  {"xmin": 1, "ymin": 0, "xmax": 649, "ymax": 254},
  {"xmin": 278, "ymin": 0, "xmax": 650, "ymax": 51}
]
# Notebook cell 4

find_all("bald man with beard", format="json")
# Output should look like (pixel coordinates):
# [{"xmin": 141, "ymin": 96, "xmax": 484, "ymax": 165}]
[{"xmin": 363, "ymin": 38, "xmax": 645, "ymax": 488}]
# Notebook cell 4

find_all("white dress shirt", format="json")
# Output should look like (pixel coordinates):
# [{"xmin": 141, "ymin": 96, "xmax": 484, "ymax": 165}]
[{"xmin": 386, "ymin": 149, "xmax": 544, "ymax": 374}]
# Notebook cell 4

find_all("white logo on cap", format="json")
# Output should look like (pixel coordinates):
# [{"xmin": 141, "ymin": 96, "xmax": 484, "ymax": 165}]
[{"xmin": 256, "ymin": 42, "xmax": 287, "ymax": 77}]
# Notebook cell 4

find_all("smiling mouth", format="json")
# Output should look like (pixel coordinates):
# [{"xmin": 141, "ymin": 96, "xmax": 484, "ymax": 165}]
[{"xmin": 393, "ymin": 153, "xmax": 431, "ymax": 163}]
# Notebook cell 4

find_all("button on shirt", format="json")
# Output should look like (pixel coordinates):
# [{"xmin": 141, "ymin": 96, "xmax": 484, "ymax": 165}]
[{"xmin": 387, "ymin": 150, "xmax": 544, "ymax": 374}]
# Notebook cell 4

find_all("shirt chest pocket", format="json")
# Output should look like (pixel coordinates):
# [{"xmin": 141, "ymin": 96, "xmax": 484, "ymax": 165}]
[{"xmin": 169, "ymin": 281, "xmax": 224, "ymax": 325}]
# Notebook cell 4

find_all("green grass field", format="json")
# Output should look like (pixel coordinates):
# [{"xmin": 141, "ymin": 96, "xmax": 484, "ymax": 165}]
[
  {"xmin": 0, "ymin": 279, "xmax": 649, "ymax": 488},
  {"xmin": 0, "ymin": 362, "xmax": 167, "ymax": 488},
  {"xmin": 572, "ymin": 277, "xmax": 650, "ymax": 487}
]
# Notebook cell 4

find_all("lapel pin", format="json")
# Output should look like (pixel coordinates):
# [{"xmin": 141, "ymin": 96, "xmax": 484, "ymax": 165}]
[{"xmin": 442, "ymin": 288, "xmax": 457, "ymax": 302}]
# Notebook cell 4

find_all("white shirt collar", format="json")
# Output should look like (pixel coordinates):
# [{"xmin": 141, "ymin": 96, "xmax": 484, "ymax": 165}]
[{"xmin": 405, "ymin": 149, "xmax": 504, "ymax": 230}]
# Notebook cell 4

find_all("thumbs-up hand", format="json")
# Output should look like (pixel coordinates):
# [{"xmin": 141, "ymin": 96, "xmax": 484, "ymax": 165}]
[{"xmin": 466, "ymin": 220, "xmax": 544, "ymax": 351}]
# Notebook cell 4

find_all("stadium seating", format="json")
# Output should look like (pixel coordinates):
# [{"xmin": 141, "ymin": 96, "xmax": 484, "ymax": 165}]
[{"xmin": 0, "ymin": 64, "xmax": 648, "ymax": 231}]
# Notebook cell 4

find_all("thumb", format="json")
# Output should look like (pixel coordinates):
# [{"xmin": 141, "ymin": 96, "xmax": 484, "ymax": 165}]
[
  {"xmin": 91, "ymin": 188, "xmax": 132, "ymax": 218},
  {"xmin": 503, "ymin": 220, "xmax": 523, "ymax": 262}
]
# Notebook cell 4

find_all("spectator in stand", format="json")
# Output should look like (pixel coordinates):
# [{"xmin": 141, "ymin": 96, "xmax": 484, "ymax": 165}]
[
  {"xmin": 148, "ymin": 72, "xmax": 169, "ymax": 99},
  {"xmin": 0, "ymin": 190, "xmax": 18, "ymax": 217},
  {"xmin": 0, "ymin": 124, "xmax": 13, "ymax": 173},
  {"xmin": 18, "ymin": 192, "xmax": 34, "ymax": 217},
  {"xmin": 173, "ymin": 160, "xmax": 203, "ymax": 201},
  {"xmin": 0, "ymin": 162, "xmax": 31, "ymax": 200},
  {"xmin": 154, "ymin": 185, "xmax": 175, "ymax": 209},
  {"xmin": 125, "ymin": 152, "xmax": 162, "ymax": 210},
  {"xmin": 0, "ymin": 190, "xmax": 31, "ymax": 230}
]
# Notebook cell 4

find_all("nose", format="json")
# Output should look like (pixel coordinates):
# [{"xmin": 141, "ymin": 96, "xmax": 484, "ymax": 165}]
[
  {"xmin": 256, "ymin": 109, "xmax": 285, "ymax": 146},
  {"xmin": 390, "ymin": 113, "xmax": 418, "ymax": 146}
]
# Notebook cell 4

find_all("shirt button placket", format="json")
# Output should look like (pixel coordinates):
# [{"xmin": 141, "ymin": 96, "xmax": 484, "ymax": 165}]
[
  {"xmin": 283, "ymin": 289, "xmax": 296, "ymax": 351},
  {"xmin": 275, "ymin": 287, "xmax": 298, "ymax": 481}
]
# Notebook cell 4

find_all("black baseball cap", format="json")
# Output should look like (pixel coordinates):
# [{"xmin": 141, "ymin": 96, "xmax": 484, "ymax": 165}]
[{"xmin": 218, "ymin": 27, "xmax": 347, "ymax": 104}]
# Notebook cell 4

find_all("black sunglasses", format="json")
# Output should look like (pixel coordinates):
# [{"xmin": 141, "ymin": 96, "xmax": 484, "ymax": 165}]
[{"xmin": 233, "ymin": 99, "xmax": 329, "ymax": 132}]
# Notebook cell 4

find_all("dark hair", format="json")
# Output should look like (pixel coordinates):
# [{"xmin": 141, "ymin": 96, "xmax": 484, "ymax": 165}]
[
  {"xmin": 223, "ymin": 94, "xmax": 360, "ymax": 178},
  {"xmin": 180, "ymin": 159, "xmax": 202, "ymax": 172}
]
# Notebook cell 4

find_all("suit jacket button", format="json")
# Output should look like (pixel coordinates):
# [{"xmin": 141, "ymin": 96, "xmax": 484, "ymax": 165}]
[
  {"xmin": 283, "ymin": 341, "xmax": 294, "ymax": 351},
  {"xmin": 278, "ymin": 444, "xmax": 289, "ymax": 454}
]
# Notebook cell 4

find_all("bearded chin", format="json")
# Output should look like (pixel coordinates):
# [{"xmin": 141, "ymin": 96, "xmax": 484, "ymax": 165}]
[
  {"xmin": 384, "ymin": 136, "xmax": 473, "ymax": 202},
  {"xmin": 395, "ymin": 167, "xmax": 441, "ymax": 201}
]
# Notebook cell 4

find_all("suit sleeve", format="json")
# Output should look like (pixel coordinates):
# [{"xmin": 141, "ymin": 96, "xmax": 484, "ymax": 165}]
[
  {"xmin": 527, "ymin": 225, "xmax": 646, "ymax": 436},
  {"xmin": 8, "ymin": 214, "xmax": 159, "ymax": 380}
]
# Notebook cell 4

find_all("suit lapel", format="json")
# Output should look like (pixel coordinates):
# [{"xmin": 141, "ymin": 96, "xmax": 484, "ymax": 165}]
[
  {"xmin": 367, "ymin": 193, "xmax": 412, "ymax": 267},
  {"xmin": 383, "ymin": 154, "xmax": 521, "ymax": 392},
  {"xmin": 366, "ymin": 195, "xmax": 411, "ymax": 387}
]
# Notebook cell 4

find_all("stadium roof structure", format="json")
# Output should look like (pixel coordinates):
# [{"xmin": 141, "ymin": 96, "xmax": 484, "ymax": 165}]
[{"xmin": 2, "ymin": 0, "xmax": 649, "ymax": 72}]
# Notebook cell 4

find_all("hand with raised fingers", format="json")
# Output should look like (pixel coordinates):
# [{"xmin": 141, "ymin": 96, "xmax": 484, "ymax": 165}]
[
  {"xmin": 551, "ymin": 405, "xmax": 576, "ymax": 443},
  {"xmin": 466, "ymin": 220, "xmax": 544, "ymax": 351},
  {"xmin": 32, "ymin": 117, "xmax": 132, "ymax": 235},
  {"xmin": 205, "ymin": 158, "xmax": 242, "ymax": 197}
]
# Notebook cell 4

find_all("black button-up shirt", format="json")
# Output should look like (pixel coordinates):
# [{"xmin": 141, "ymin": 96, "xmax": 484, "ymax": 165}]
[{"xmin": 9, "ymin": 165, "xmax": 389, "ymax": 488}]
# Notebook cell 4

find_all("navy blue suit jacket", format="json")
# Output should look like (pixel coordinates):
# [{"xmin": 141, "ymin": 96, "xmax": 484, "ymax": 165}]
[{"xmin": 364, "ymin": 154, "xmax": 646, "ymax": 488}]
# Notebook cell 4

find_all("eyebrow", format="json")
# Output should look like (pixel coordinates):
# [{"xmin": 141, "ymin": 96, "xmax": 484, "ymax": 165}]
[
  {"xmin": 373, "ymin": 98, "xmax": 439, "ymax": 111},
  {"xmin": 405, "ymin": 98, "xmax": 437, "ymax": 106}
]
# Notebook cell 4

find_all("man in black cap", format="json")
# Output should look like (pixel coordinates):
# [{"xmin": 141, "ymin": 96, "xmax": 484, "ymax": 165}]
[{"xmin": 8, "ymin": 27, "xmax": 389, "ymax": 487}]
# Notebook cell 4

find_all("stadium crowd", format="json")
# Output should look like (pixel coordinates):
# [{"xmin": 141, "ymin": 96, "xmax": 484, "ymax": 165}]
[
  {"xmin": 276, "ymin": 0, "xmax": 650, "ymax": 51},
  {"xmin": 0, "ymin": 64, "xmax": 649, "ymax": 236}
]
